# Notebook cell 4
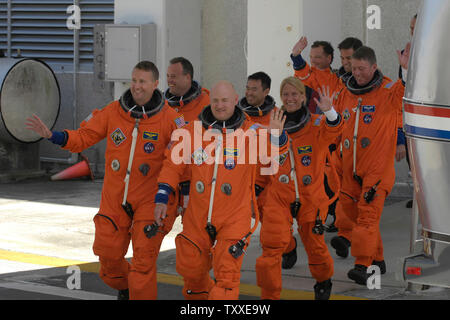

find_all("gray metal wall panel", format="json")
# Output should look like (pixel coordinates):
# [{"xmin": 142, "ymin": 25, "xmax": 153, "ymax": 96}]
[{"xmin": 0, "ymin": 0, "xmax": 113, "ymax": 71}]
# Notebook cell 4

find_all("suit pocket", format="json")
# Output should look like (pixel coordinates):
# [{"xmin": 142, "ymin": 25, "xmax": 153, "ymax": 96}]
[{"xmin": 92, "ymin": 214, "xmax": 129, "ymax": 260}]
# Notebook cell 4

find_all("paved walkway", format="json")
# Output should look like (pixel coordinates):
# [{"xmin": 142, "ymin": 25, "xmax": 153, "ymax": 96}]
[{"xmin": 1, "ymin": 178, "xmax": 449, "ymax": 300}]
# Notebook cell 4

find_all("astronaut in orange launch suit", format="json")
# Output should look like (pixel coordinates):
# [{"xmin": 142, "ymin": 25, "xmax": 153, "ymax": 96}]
[
  {"xmin": 255, "ymin": 77, "xmax": 343, "ymax": 300},
  {"xmin": 154, "ymin": 81, "xmax": 288, "ymax": 300},
  {"xmin": 26, "ymin": 61, "xmax": 184, "ymax": 300},
  {"xmin": 330, "ymin": 45, "xmax": 409, "ymax": 285}
]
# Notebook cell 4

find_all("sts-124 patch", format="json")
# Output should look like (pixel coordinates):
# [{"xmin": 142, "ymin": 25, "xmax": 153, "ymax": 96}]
[{"xmin": 111, "ymin": 128, "xmax": 127, "ymax": 146}]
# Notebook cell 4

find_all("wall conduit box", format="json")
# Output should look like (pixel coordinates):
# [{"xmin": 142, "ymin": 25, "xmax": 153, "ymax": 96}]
[{"xmin": 100, "ymin": 24, "xmax": 156, "ymax": 82}]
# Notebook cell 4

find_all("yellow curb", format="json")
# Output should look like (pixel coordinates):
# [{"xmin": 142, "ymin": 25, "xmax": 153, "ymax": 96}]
[
  {"xmin": 1, "ymin": 249, "xmax": 366, "ymax": 300},
  {"xmin": 0, "ymin": 249, "xmax": 87, "ymax": 267}
]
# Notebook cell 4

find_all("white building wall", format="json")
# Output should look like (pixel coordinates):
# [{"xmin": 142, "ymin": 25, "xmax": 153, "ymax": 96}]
[
  {"xmin": 114, "ymin": 0, "xmax": 202, "ymax": 98},
  {"xmin": 110, "ymin": 0, "xmax": 418, "ymax": 191},
  {"xmin": 341, "ymin": 0, "xmax": 422, "ymax": 187},
  {"xmin": 302, "ymin": 0, "xmax": 343, "ymax": 71},
  {"xmin": 201, "ymin": 0, "xmax": 248, "ymax": 97},
  {"xmin": 247, "ymin": 0, "xmax": 302, "ymax": 106}
]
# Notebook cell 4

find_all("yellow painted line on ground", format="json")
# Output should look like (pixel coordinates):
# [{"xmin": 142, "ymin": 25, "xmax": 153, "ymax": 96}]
[
  {"xmin": 0, "ymin": 249, "xmax": 87, "ymax": 268},
  {"xmin": 1, "ymin": 249, "xmax": 366, "ymax": 300},
  {"xmin": 156, "ymin": 272, "xmax": 365, "ymax": 300},
  {"xmin": 239, "ymin": 281, "xmax": 365, "ymax": 300},
  {"xmin": 0, "ymin": 249, "xmax": 127, "ymax": 273},
  {"xmin": 157, "ymin": 273, "xmax": 185, "ymax": 286}
]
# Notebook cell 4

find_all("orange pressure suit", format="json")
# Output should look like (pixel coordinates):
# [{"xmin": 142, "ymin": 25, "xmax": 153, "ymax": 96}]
[
  {"xmin": 62, "ymin": 89, "xmax": 183, "ymax": 299},
  {"xmin": 237, "ymin": 95, "xmax": 276, "ymax": 217},
  {"xmin": 256, "ymin": 108, "xmax": 343, "ymax": 300},
  {"xmin": 157, "ymin": 106, "xmax": 287, "ymax": 300},
  {"xmin": 237, "ymin": 96, "xmax": 299, "ymax": 258},
  {"xmin": 164, "ymin": 81, "xmax": 210, "ymax": 212},
  {"xmin": 237, "ymin": 94, "xmax": 276, "ymax": 127},
  {"xmin": 291, "ymin": 54, "xmax": 345, "ymax": 230},
  {"xmin": 164, "ymin": 80, "xmax": 210, "ymax": 123},
  {"xmin": 333, "ymin": 70, "xmax": 404, "ymax": 267},
  {"xmin": 292, "ymin": 58, "xmax": 344, "ymax": 98}
]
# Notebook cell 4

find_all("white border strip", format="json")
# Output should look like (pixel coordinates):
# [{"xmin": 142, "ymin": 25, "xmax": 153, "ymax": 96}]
[{"xmin": 404, "ymin": 112, "xmax": 450, "ymax": 131}]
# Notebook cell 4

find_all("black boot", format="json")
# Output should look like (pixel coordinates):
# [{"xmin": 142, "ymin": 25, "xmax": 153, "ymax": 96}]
[
  {"xmin": 347, "ymin": 265, "xmax": 369, "ymax": 285},
  {"xmin": 330, "ymin": 236, "xmax": 351, "ymax": 258},
  {"xmin": 117, "ymin": 289, "xmax": 129, "ymax": 300},
  {"xmin": 282, "ymin": 237, "xmax": 297, "ymax": 269},
  {"xmin": 371, "ymin": 260, "xmax": 386, "ymax": 274},
  {"xmin": 314, "ymin": 279, "xmax": 332, "ymax": 300},
  {"xmin": 406, "ymin": 199, "xmax": 413, "ymax": 208}
]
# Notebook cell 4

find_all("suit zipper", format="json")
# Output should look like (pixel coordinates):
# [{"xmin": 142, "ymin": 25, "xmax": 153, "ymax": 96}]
[
  {"xmin": 96, "ymin": 214, "xmax": 118, "ymax": 231},
  {"xmin": 178, "ymin": 234, "xmax": 202, "ymax": 254}
]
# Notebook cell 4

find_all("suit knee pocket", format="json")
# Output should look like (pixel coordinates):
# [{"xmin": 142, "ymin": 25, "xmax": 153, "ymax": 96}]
[
  {"xmin": 93, "ymin": 214, "xmax": 128, "ymax": 260},
  {"xmin": 256, "ymin": 256, "xmax": 282, "ymax": 291},
  {"xmin": 175, "ymin": 234, "xmax": 209, "ymax": 280}
]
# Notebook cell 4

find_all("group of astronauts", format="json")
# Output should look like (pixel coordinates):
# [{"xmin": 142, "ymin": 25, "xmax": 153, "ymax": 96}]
[{"xmin": 26, "ymin": 22, "xmax": 412, "ymax": 300}]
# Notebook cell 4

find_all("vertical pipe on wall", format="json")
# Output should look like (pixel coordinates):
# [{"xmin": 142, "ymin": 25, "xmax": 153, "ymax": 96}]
[
  {"xmin": 363, "ymin": 0, "xmax": 368, "ymax": 45},
  {"xmin": 7, "ymin": 0, "xmax": 11, "ymax": 57},
  {"xmin": 73, "ymin": 0, "xmax": 79, "ymax": 131},
  {"xmin": 40, "ymin": 0, "xmax": 79, "ymax": 164}
]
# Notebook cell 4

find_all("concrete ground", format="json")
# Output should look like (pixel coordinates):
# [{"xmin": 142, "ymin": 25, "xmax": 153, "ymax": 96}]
[{"xmin": 1, "ymin": 177, "xmax": 449, "ymax": 302}]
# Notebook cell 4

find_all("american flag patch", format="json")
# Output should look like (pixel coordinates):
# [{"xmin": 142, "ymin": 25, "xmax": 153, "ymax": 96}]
[
  {"xmin": 83, "ymin": 113, "xmax": 93, "ymax": 123},
  {"xmin": 249, "ymin": 123, "xmax": 262, "ymax": 131},
  {"xmin": 167, "ymin": 140, "xmax": 175, "ymax": 150},
  {"xmin": 384, "ymin": 81, "xmax": 394, "ymax": 89},
  {"xmin": 175, "ymin": 116, "xmax": 186, "ymax": 128},
  {"xmin": 314, "ymin": 115, "xmax": 323, "ymax": 126}
]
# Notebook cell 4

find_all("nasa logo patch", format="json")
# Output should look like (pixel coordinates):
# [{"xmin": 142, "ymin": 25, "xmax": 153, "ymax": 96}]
[
  {"xmin": 144, "ymin": 142, "xmax": 155, "ymax": 153},
  {"xmin": 301, "ymin": 155, "xmax": 311, "ymax": 167},
  {"xmin": 363, "ymin": 114, "xmax": 373, "ymax": 124},
  {"xmin": 224, "ymin": 158, "xmax": 236, "ymax": 170}
]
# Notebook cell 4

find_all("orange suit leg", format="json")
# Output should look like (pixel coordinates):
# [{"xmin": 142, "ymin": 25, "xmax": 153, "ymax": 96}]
[
  {"xmin": 351, "ymin": 189, "xmax": 387, "ymax": 266},
  {"xmin": 258, "ymin": 185, "xmax": 296, "ymax": 256},
  {"xmin": 209, "ymin": 238, "xmax": 248, "ymax": 300},
  {"xmin": 98, "ymin": 256, "xmax": 130, "ymax": 291},
  {"xmin": 298, "ymin": 221, "xmax": 334, "ymax": 282},
  {"xmin": 93, "ymin": 214, "xmax": 131, "ymax": 291},
  {"xmin": 256, "ymin": 205, "xmax": 292, "ymax": 300},
  {"xmin": 175, "ymin": 233, "xmax": 214, "ymax": 300},
  {"xmin": 335, "ymin": 192, "xmax": 359, "ymax": 242},
  {"xmin": 284, "ymin": 236, "xmax": 297, "ymax": 253},
  {"xmin": 127, "ymin": 215, "xmax": 173, "ymax": 299}
]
